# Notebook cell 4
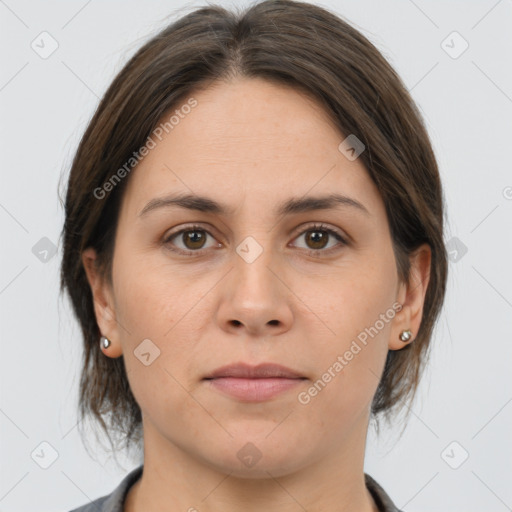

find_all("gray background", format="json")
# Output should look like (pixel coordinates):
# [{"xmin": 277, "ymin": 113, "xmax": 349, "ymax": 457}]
[{"xmin": 1, "ymin": 0, "xmax": 511, "ymax": 510}]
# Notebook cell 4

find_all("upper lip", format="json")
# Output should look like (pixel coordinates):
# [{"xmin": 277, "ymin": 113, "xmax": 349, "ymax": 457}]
[{"xmin": 204, "ymin": 362, "xmax": 305, "ymax": 379}]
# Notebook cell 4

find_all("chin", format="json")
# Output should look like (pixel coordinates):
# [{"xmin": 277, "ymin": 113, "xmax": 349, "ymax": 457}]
[{"xmin": 200, "ymin": 435, "xmax": 312, "ymax": 479}]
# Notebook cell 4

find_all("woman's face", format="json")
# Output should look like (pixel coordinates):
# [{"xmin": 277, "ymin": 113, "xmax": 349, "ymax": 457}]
[{"xmin": 84, "ymin": 77, "xmax": 429, "ymax": 478}]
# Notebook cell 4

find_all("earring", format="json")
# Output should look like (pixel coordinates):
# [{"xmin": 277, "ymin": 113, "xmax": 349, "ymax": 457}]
[
  {"xmin": 100, "ymin": 336, "xmax": 111, "ymax": 349},
  {"xmin": 399, "ymin": 329, "xmax": 412, "ymax": 342}
]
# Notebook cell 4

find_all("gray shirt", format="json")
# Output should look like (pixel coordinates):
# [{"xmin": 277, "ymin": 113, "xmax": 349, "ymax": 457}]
[{"xmin": 69, "ymin": 465, "xmax": 403, "ymax": 512}]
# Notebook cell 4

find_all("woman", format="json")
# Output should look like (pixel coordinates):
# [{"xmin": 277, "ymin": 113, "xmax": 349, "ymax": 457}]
[{"xmin": 61, "ymin": 0, "xmax": 447, "ymax": 510}]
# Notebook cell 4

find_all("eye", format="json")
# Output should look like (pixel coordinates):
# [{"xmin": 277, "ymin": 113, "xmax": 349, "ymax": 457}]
[
  {"xmin": 163, "ymin": 224, "xmax": 220, "ymax": 255},
  {"xmin": 291, "ymin": 223, "xmax": 347, "ymax": 255}
]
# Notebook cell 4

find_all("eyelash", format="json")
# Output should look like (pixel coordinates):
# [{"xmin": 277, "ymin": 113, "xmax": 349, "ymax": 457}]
[{"xmin": 163, "ymin": 223, "xmax": 348, "ymax": 257}]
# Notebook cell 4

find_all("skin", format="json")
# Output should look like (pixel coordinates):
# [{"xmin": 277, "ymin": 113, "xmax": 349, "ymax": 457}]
[{"xmin": 82, "ymin": 77, "xmax": 431, "ymax": 512}]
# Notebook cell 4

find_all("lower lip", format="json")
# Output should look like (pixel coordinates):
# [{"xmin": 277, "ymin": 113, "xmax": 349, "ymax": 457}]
[{"xmin": 204, "ymin": 377, "xmax": 306, "ymax": 402}]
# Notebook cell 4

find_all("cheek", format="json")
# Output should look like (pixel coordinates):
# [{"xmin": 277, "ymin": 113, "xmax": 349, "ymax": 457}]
[
  {"xmin": 112, "ymin": 253, "xmax": 210, "ymax": 389},
  {"xmin": 301, "ymin": 256, "xmax": 396, "ymax": 416},
  {"xmin": 114, "ymin": 271, "xmax": 202, "ymax": 424},
  {"xmin": 303, "ymin": 251, "xmax": 397, "ymax": 347},
  {"xmin": 113, "ymin": 253, "xmax": 200, "ymax": 339}
]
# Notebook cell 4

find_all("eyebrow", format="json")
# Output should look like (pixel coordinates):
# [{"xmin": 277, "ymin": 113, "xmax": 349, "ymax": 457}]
[{"xmin": 138, "ymin": 192, "xmax": 370, "ymax": 218}]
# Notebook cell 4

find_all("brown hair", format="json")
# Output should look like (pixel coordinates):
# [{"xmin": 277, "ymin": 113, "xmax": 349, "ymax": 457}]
[{"xmin": 59, "ymin": 0, "xmax": 448, "ymax": 456}]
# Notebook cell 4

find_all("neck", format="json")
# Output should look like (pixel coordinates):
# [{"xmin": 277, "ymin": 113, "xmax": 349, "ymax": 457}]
[{"xmin": 124, "ymin": 413, "xmax": 378, "ymax": 512}]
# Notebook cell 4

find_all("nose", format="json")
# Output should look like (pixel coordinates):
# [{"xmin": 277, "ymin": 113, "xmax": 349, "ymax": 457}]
[{"xmin": 215, "ymin": 241, "xmax": 294, "ymax": 337}]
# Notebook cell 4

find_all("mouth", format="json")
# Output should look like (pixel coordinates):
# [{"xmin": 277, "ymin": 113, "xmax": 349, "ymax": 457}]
[
  {"xmin": 203, "ymin": 376, "xmax": 307, "ymax": 402},
  {"xmin": 203, "ymin": 362, "xmax": 307, "ymax": 402}
]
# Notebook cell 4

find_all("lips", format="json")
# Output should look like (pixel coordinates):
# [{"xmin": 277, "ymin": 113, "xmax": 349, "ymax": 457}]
[
  {"xmin": 203, "ymin": 362, "xmax": 305, "ymax": 380},
  {"xmin": 203, "ymin": 362, "xmax": 307, "ymax": 401}
]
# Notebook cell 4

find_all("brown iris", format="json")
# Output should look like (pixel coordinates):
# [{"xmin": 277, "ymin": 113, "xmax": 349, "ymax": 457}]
[
  {"xmin": 305, "ymin": 229, "xmax": 329, "ymax": 250},
  {"xmin": 182, "ymin": 230, "xmax": 206, "ymax": 250}
]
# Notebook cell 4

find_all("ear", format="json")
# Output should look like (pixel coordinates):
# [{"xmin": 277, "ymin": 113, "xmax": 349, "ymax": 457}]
[
  {"xmin": 82, "ymin": 247, "xmax": 123, "ymax": 358},
  {"xmin": 389, "ymin": 243, "xmax": 431, "ymax": 351}
]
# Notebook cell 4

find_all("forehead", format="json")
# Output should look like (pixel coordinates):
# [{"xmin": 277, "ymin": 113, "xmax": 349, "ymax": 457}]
[{"xmin": 120, "ymin": 77, "xmax": 380, "ymax": 219}]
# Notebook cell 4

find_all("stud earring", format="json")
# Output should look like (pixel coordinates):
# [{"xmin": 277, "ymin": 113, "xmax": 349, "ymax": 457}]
[
  {"xmin": 399, "ymin": 329, "xmax": 412, "ymax": 342},
  {"xmin": 100, "ymin": 336, "xmax": 111, "ymax": 349}
]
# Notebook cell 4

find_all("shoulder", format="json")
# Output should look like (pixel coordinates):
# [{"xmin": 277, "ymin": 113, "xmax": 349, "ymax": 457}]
[
  {"xmin": 364, "ymin": 473, "xmax": 403, "ymax": 512},
  {"xmin": 68, "ymin": 465, "xmax": 143, "ymax": 512},
  {"xmin": 69, "ymin": 495, "xmax": 109, "ymax": 512}
]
